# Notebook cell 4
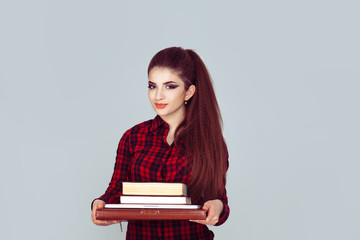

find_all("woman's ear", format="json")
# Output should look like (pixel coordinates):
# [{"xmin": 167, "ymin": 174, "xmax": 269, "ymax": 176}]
[{"xmin": 185, "ymin": 85, "xmax": 196, "ymax": 101}]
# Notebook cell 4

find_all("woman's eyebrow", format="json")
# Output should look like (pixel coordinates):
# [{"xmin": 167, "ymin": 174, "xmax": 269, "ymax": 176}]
[
  {"xmin": 148, "ymin": 81, "xmax": 178, "ymax": 85},
  {"xmin": 163, "ymin": 81, "xmax": 178, "ymax": 84}
]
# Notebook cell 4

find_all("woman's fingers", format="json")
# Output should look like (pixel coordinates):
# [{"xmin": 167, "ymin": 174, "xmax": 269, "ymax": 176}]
[
  {"xmin": 91, "ymin": 199, "xmax": 121, "ymax": 226},
  {"xmin": 191, "ymin": 210, "xmax": 218, "ymax": 225},
  {"xmin": 91, "ymin": 200, "xmax": 104, "ymax": 224},
  {"xmin": 94, "ymin": 219, "xmax": 121, "ymax": 226},
  {"xmin": 189, "ymin": 199, "xmax": 223, "ymax": 226}
]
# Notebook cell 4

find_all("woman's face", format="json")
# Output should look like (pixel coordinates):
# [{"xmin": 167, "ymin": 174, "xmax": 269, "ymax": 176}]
[{"xmin": 148, "ymin": 67, "xmax": 194, "ymax": 123}]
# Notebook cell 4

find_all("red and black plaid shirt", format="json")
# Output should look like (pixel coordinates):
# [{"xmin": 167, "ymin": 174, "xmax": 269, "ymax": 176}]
[{"xmin": 97, "ymin": 115, "xmax": 230, "ymax": 240}]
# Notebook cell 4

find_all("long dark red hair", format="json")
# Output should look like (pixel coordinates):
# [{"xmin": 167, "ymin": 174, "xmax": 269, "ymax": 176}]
[{"xmin": 147, "ymin": 47, "xmax": 228, "ymax": 203}]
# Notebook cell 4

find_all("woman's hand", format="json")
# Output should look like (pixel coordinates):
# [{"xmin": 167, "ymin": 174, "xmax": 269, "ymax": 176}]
[
  {"xmin": 91, "ymin": 199, "xmax": 121, "ymax": 226},
  {"xmin": 190, "ymin": 199, "xmax": 224, "ymax": 225}
]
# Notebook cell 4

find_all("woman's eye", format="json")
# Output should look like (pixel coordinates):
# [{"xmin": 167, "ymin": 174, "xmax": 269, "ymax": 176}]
[
  {"xmin": 165, "ymin": 85, "xmax": 178, "ymax": 89},
  {"xmin": 148, "ymin": 84, "xmax": 156, "ymax": 89}
]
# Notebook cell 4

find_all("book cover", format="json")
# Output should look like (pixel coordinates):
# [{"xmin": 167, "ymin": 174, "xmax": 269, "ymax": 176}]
[{"xmin": 96, "ymin": 208, "xmax": 206, "ymax": 220}]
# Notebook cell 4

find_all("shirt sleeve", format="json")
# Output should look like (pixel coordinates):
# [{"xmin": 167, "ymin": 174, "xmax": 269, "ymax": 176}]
[
  {"xmin": 97, "ymin": 130, "xmax": 133, "ymax": 204},
  {"xmin": 215, "ymin": 159, "xmax": 230, "ymax": 226},
  {"xmin": 215, "ymin": 187, "xmax": 230, "ymax": 226}
]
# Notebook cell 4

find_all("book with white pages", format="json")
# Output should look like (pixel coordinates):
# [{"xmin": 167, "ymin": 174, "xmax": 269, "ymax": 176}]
[
  {"xmin": 105, "ymin": 204, "xmax": 201, "ymax": 209},
  {"xmin": 122, "ymin": 182, "xmax": 187, "ymax": 196},
  {"xmin": 120, "ymin": 195, "xmax": 191, "ymax": 205}
]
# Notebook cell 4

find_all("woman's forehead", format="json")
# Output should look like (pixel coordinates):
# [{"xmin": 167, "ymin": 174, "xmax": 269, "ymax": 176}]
[{"xmin": 148, "ymin": 67, "xmax": 183, "ymax": 84}]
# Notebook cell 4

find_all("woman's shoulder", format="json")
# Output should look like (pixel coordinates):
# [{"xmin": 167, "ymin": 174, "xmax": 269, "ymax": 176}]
[
  {"xmin": 123, "ymin": 117, "xmax": 156, "ymax": 136},
  {"xmin": 120, "ymin": 116, "xmax": 166, "ymax": 141}
]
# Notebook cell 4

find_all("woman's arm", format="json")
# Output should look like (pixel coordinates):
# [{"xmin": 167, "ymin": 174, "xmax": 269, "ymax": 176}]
[
  {"xmin": 91, "ymin": 130, "xmax": 133, "ymax": 225},
  {"xmin": 214, "ymin": 187, "xmax": 230, "ymax": 226},
  {"xmin": 191, "ymin": 159, "xmax": 230, "ymax": 226},
  {"xmin": 96, "ymin": 130, "xmax": 132, "ymax": 203},
  {"xmin": 190, "ymin": 188, "xmax": 230, "ymax": 226}
]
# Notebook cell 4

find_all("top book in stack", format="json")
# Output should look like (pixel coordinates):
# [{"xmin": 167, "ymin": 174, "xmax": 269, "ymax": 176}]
[{"xmin": 122, "ymin": 182, "xmax": 187, "ymax": 196}]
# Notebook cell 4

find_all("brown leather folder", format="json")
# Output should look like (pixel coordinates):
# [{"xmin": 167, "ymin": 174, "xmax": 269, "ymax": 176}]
[{"xmin": 96, "ymin": 208, "xmax": 207, "ymax": 220}]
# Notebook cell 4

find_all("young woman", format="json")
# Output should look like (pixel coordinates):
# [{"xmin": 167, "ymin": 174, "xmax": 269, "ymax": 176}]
[{"xmin": 91, "ymin": 47, "xmax": 229, "ymax": 239}]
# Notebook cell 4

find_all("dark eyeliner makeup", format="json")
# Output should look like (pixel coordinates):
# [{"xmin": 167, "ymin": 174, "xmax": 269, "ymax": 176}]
[
  {"xmin": 148, "ymin": 83, "xmax": 156, "ymax": 89},
  {"xmin": 166, "ymin": 84, "xmax": 179, "ymax": 89}
]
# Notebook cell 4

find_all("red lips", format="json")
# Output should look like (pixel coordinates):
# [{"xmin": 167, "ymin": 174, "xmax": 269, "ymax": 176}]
[{"xmin": 155, "ymin": 103, "xmax": 167, "ymax": 109}]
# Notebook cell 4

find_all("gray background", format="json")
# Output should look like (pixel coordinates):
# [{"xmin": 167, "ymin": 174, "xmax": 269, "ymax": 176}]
[{"xmin": 0, "ymin": 0, "xmax": 359, "ymax": 239}]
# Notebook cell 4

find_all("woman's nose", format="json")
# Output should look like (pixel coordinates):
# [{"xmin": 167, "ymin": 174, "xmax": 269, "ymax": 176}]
[{"xmin": 155, "ymin": 88, "xmax": 164, "ymax": 100}]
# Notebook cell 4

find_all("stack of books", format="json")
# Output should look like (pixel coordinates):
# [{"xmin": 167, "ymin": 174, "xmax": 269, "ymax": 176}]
[
  {"xmin": 119, "ymin": 182, "xmax": 192, "ymax": 207},
  {"xmin": 96, "ymin": 182, "xmax": 206, "ymax": 220}
]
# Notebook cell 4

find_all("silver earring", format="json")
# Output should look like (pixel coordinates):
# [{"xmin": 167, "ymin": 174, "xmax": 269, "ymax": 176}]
[{"xmin": 185, "ymin": 101, "xmax": 188, "ymax": 105}]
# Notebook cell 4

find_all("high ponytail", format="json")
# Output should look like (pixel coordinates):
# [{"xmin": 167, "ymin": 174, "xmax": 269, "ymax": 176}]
[{"xmin": 148, "ymin": 47, "xmax": 228, "ymax": 203}]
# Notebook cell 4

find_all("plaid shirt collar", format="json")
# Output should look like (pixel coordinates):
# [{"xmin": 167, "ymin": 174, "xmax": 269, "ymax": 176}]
[{"xmin": 150, "ymin": 115, "xmax": 169, "ymax": 133}]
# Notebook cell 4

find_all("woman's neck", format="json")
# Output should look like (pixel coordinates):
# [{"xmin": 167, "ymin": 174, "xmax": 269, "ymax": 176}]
[
  {"xmin": 165, "ymin": 121, "xmax": 181, "ymax": 145},
  {"xmin": 161, "ymin": 113, "xmax": 185, "ymax": 145}
]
